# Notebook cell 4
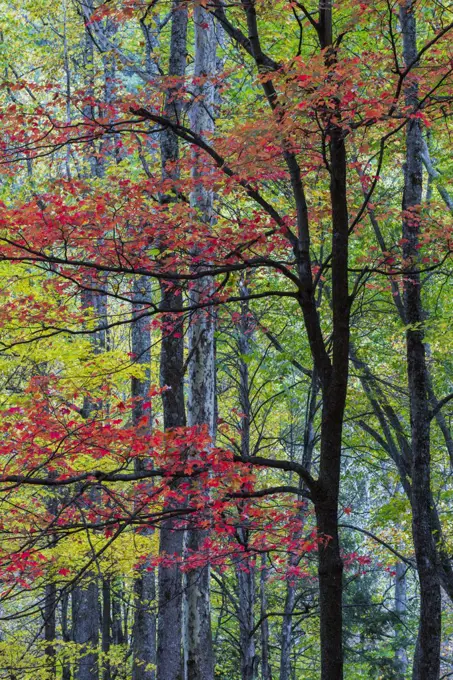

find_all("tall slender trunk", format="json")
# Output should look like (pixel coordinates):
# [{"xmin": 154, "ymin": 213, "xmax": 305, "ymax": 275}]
[
  {"xmin": 102, "ymin": 579, "xmax": 111, "ymax": 680},
  {"xmin": 184, "ymin": 6, "xmax": 217, "ymax": 680},
  {"xmin": 44, "ymin": 491, "xmax": 58, "ymax": 679},
  {"xmin": 72, "ymin": 286, "xmax": 104, "ymax": 680},
  {"xmin": 131, "ymin": 13, "xmax": 160, "ymax": 680},
  {"xmin": 280, "ymin": 423, "xmax": 300, "ymax": 680},
  {"xmin": 400, "ymin": 3, "xmax": 441, "ymax": 678},
  {"xmin": 302, "ymin": 4, "xmax": 349, "ymax": 676},
  {"xmin": 237, "ymin": 557, "xmax": 257, "ymax": 680},
  {"xmin": 260, "ymin": 555, "xmax": 272, "ymax": 680},
  {"xmin": 157, "ymin": 282, "xmax": 186, "ymax": 680},
  {"xmin": 133, "ymin": 571, "xmax": 156, "ymax": 680},
  {"xmin": 61, "ymin": 590, "xmax": 71, "ymax": 680},
  {"xmin": 394, "ymin": 563, "xmax": 409, "ymax": 678},
  {"xmin": 44, "ymin": 582, "xmax": 57, "ymax": 679},
  {"xmin": 72, "ymin": 581, "xmax": 100, "ymax": 680},
  {"xmin": 112, "ymin": 583, "xmax": 125, "ymax": 646},
  {"xmin": 279, "ymin": 582, "xmax": 295, "ymax": 680},
  {"xmin": 157, "ymin": 5, "xmax": 188, "ymax": 680},
  {"xmin": 280, "ymin": 380, "xmax": 317, "ymax": 680},
  {"xmin": 131, "ymin": 276, "xmax": 157, "ymax": 680},
  {"xmin": 234, "ymin": 286, "xmax": 257, "ymax": 680},
  {"xmin": 313, "ymin": 104, "xmax": 349, "ymax": 680}
]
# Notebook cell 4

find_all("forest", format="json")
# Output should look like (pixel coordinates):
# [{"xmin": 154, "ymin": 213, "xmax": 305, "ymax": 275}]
[{"xmin": 0, "ymin": 0, "xmax": 452, "ymax": 678}]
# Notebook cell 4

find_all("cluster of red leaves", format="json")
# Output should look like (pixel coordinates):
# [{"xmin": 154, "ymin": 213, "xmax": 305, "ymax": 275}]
[{"xmin": 0, "ymin": 376, "xmax": 320, "ymax": 588}]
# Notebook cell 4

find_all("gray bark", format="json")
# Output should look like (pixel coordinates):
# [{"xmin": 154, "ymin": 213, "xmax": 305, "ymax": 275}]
[
  {"xmin": 73, "ymin": 100, "xmax": 108, "ymax": 680},
  {"xmin": 44, "ymin": 582, "xmax": 57, "ymax": 679},
  {"xmin": 111, "ymin": 583, "xmax": 125, "ymax": 646},
  {"xmin": 102, "ymin": 579, "xmax": 111, "ymax": 680},
  {"xmin": 61, "ymin": 590, "xmax": 71, "ymax": 680},
  {"xmin": 44, "ymin": 492, "xmax": 58, "ymax": 679},
  {"xmin": 394, "ymin": 563, "xmax": 409, "ymax": 678},
  {"xmin": 234, "ymin": 288, "xmax": 258, "ymax": 680},
  {"xmin": 400, "ymin": 3, "xmax": 441, "ymax": 678},
  {"xmin": 72, "ymin": 581, "xmax": 100, "ymax": 680},
  {"xmin": 72, "ymin": 11, "xmax": 109, "ymax": 661},
  {"xmin": 157, "ymin": 5, "xmax": 188, "ymax": 680},
  {"xmin": 184, "ymin": 6, "xmax": 217, "ymax": 680},
  {"xmin": 131, "ymin": 276, "xmax": 157, "ymax": 680},
  {"xmin": 279, "ymin": 579, "xmax": 296, "ymax": 680},
  {"xmin": 280, "ymin": 377, "xmax": 316, "ymax": 680},
  {"xmin": 420, "ymin": 137, "xmax": 453, "ymax": 212},
  {"xmin": 186, "ymin": 6, "xmax": 216, "ymax": 439},
  {"xmin": 260, "ymin": 555, "xmax": 272, "ymax": 680},
  {"xmin": 132, "ymin": 569, "xmax": 156, "ymax": 680},
  {"xmin": 237, "ymin": 557, "xmax": 258, "ymax": 680}
]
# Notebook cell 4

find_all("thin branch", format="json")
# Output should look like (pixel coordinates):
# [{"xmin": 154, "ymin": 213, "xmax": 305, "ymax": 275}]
[{"xmin": 340, "ymin": 523, "xmax": 414, "ymax": 567}]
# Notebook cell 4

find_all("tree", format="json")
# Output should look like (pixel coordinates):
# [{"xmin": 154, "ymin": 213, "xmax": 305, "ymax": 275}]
[{"xmin": 0, "ymin": 1, "xmax": 452, "ymax": 679}]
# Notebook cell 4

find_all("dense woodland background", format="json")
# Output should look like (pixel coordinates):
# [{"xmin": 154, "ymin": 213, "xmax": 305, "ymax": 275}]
[{"xmin": 0, "ymin": 0, "xmax": 452, "ymax": 678}]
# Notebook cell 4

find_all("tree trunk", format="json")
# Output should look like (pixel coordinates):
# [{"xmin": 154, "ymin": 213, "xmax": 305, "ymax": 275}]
[
  {"xmin": 314, "ymin": 394, "xmax": 345, "ymax": 680},
  {"xmin": 131, "ymin": 276, "xmax": 157, "ymax": 680},
  {"xmin": 44, "ymin": 582, "xmax": 57, "ymax": 679},
  {"xmin": 111, "ymin": 584, "xmax": 125, "ymax": 646},
  {"xmin": 312, "ymin": 118, "xmax": 349, "ymax": 680},
  {"xmin": 73, "ymin": 283, "xmax": 104, "ymax": 680},
  {"xmin": 400, "ymin": 3, "xmax": 441, "ymax": 678},
  {"xmin": 184, "ymin": 5, "xmax": 217, "ymax": 680},
  {"xmin": 72, "ymin": 581, "xmax": 100, "ymax": 680},
  {"xmin": 157, "ymin": 5, "xmax": 188, "ymax": 680},
  {"xmin": 61, "ymin": 590, "xmax": 71, "ymax": 680},
  {"xmin": 102, "ymin": 580, "xmax": 111, "ymax": 680},
  {"xmin": 157, "ymin": 280, "xmax": 186, "ymax": 680},
  {"xmin": 280, "ymin": 379, "xmax": 317, "ymax": 680},
  {"xmin": 233, "ymin": 290, "xmax": 258, "ymax": 680},
  {"xmin": 279, "ymin": 579, "xmax": 296, "ymax": 680},
  {"xmin": 309, "ymin": 5, "xmax": 350, "ymax": 677},
  {"xmin": 133, "ymin": 571, "xmax": 156, "ymax": 680},
  {"xmin": 237, "ymin": 559, "xmax": 257, "ymax": 680},
  {"xmin": 260, "ymin": 555, "xmax": 272, "ymax": 680},
  {"xmin": 394, "ymin": 563, "xmax": 409, "ymax": 678}
]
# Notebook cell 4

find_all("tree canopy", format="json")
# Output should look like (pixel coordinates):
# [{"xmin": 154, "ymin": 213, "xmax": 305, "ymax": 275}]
[{"xmin": 0, "ymin": 1, "xmax": 452, "ymax": 679}]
